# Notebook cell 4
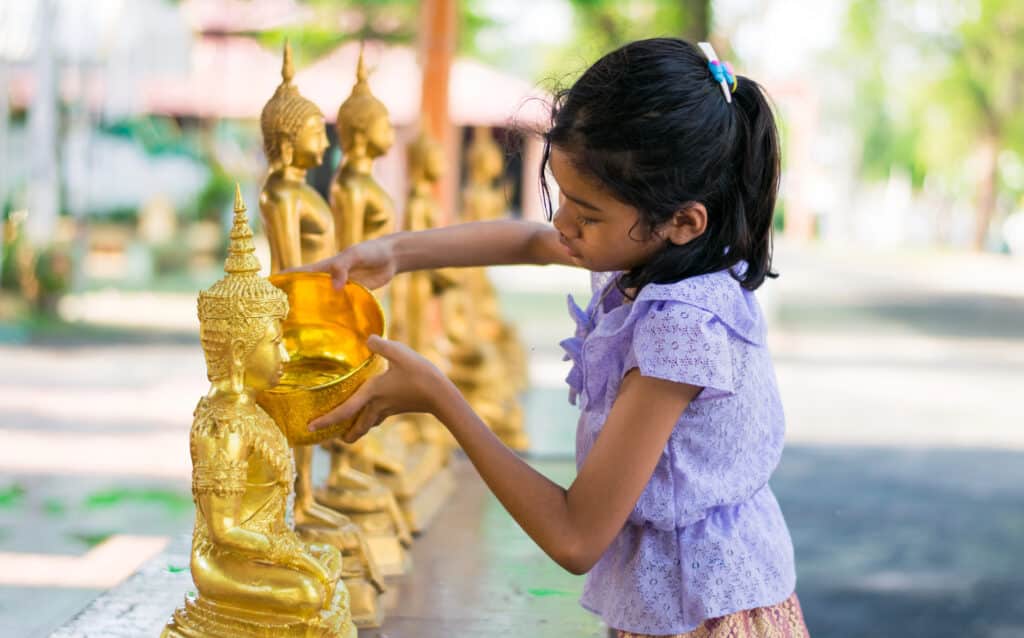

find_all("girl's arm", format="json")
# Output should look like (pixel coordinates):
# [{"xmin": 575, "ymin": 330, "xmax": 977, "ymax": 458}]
[
  {"xmin": 292, "ymin": 220, "xmax": 575, "ymax": 290},
  {"xmin": 391, "ymin": 220, "xmax": 574, "ymax": 271},
  {"xmin": 310, "ymin": 336, "xmax": 698, "ymax": 575},
  {"xmin": 436, "ymin": 366, "xmax": 697, "ymax": 574}
]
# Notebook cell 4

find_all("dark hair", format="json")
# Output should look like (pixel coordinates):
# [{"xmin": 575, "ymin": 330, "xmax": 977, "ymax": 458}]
[{"xmin": 540, "ymin": 37, "xmax": 780, "ymax": 292}]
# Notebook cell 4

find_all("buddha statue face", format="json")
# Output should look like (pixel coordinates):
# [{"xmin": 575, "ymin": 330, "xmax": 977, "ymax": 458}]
[
  {"xmin": 242, "ymin": 320, "xmax": 289, "ymax": 391},
  {"xmin": 409, "ymin": 132, "xmax": 444, "ymax": 184},
  {"xmin": 468, "ymin": 128, "xmax": 502, "ymax": 185},
  {"xmin": 290, "ymin": 114, "xmax": 330, "ymax": 169},
  {"xmin": 336, "ymin": 107, "xmax": 394, "ymax": 160},
  {"xmin": 199, "ymin": 185, "xmax": 290, "ymax": 395},
  {"xmin": 365, "ymin": 116, "xmax": 395, "ymax": 158},
  {"xmin": 336, "ymin": 45, "xmax": 394, "ymax": 161}
]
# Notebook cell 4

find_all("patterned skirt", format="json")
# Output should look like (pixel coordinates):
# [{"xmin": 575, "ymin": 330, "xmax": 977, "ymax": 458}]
[{"xmin": 616, "ymin": 593, "xmax": 809, "ymax": 638}]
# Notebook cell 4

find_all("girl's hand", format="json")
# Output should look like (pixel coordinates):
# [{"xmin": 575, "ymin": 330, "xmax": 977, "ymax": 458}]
[
  {"xmin": 287, "ymin": 236, "xmax": 397, "ymax": 291},
  {"xmin": 308, "ymin": 335, "xmax": 459, "ymax": 441}
]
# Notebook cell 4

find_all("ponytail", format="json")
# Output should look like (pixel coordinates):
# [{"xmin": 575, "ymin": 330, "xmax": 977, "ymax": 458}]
[{"xmin": 730, "ymin": 76, "xmax": 780, "ymax": 290}]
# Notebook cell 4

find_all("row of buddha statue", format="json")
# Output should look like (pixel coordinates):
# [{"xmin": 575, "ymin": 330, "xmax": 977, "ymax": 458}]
[{"xmin": 163, "ymin": 42, "xmax": 528, "ymax": 636}]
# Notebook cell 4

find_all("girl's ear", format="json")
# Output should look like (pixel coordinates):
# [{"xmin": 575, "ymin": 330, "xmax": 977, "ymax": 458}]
[{"xmin": 660, "ymin": 203, "xmax": 707, "ymax": 246}]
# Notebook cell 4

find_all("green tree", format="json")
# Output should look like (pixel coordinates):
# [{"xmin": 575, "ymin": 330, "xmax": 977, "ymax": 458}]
[
  {"xmin": 541, "ymin": 0, "xmax": 711, "ymax": 84},
  {"xmin": 258, "ymin": 0, "xmax": 496, "ymax": 65},
  {"xmin": 943, "ymin": 0, "xmax": 1024, "ymax": 248},
  {"xmin": 840, "ymin": 0, "xmax": 1024, "ymax": 249}
]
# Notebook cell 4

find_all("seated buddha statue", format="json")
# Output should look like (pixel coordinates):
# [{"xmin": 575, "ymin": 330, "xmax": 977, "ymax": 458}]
[
  {"xmin": 257, "ymin": 42, "xmax": 399, "ymax": 615},
  {"xmin": 162, "ymin": 187, "xmax": 354, "ymax": 638}
]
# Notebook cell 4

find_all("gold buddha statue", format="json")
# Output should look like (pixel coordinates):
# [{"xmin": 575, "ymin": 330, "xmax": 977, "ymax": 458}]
[
  {"xmin": 388, "ymin": 128, "xmax": 453, "ymax": 448},
  {"xmin": 258, "ymin": 43, "xmax": 408, "ymax": 597},
  {"xmin": 258, "ymin": 41, "xmax": 335, "ymax": 273},
  {"xmin": 360, "ymin": 126, "xmax": 456, "ymax": 532},
  {"xmin": 162, "ymin": 187, "xmax": 355, "ymax": 638},
  {"xmin": 455, "ymin": 127, "xmax": 530, "ymax": 450},
  {"xmin": 329, "ymin": 52, "xmax": 452, "ymax": 534},
  {"xmin": 330, "ymin": 45, "xmax": 395, "ymax": 250}
]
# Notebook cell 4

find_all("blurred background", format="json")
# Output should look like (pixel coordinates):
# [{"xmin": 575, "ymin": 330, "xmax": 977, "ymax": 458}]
[{"xmin": 1, "ymin": 0, "xmax": 1023, "ymax": 636}]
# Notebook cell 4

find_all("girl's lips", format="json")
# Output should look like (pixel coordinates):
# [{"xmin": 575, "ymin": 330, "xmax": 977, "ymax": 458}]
[{"xmin": 559, "ymin": 236, "xmax": 581, "ymax": 258}]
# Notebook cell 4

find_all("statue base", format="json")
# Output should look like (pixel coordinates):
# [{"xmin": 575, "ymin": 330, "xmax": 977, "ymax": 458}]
[
  {"xmin": 381, "ymin": 460, "xmax": 456, "ymax": 533},
  {"xmin": 315, "ymin": 486, "xmax": 413, "ymax": 577},
  {"xmin": 344, "ymin": 574, "xmax": 384, "ymax": 628},
  {"xmin": 295, "ymin": 524, "xmax": 385, "ymax": 629},
  {"xmin": 360, "ymin": 527, "xmax": 413, "ymax": 576},
  {"xmin": 161, "ymin": 591, "xmax": 356, "ymax": 638}
]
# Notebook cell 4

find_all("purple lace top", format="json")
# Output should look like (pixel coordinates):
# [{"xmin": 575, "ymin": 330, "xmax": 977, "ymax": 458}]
[{"xmin": 560, "ymin": 268, "xmax": 796, "ymax": 635}]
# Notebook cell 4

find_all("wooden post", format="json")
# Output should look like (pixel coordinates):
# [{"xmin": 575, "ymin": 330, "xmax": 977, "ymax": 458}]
[{"xmin": 419, "ymin": 0, "xmax": 458, "ymax": 224}]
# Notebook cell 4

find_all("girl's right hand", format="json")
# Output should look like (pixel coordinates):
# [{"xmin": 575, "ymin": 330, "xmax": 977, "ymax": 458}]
[{"xmin": 287, "ymin": 236, "xmax": 398, "ymax": 291}]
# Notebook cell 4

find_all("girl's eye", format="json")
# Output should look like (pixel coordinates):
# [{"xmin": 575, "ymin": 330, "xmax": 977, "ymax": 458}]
[{"xmin": 578, "ymin": 216, "xmax": 598, "ymax": 226}]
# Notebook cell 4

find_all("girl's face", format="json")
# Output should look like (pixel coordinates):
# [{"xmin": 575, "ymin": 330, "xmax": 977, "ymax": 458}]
[{"xmin": 550, "ymin": 147, "xmax": 665, "ymax": 272}]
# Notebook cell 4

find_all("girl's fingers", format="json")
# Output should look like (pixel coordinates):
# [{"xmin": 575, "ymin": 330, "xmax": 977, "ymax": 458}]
[
  {"xmin": 308, "ymin": 378, "xmax": 378, "ymax": 431},
  {"xmin": 366, "ymin": 335, "xmax": 405, "ymax": 361},
  {"xmin": 344, "ymin": 403, "xmax": 384, "ymax": 443},
  {"xmin": 329, "ymin": 260, "xmax": 350, "ymax": 290}
]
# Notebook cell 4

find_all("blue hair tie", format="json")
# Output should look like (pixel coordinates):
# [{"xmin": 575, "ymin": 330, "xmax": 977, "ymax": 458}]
[{"xmin": 698, "ymin": 42, "xmax": 737, "ymax": 104}]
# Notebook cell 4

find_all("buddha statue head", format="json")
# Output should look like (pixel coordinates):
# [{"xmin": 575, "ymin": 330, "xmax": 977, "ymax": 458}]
[
  {"xmin": 336, "ymin": 44, "xmax": 394, "ymax": 160},
  {"xmin": 198, "ymin": 186, "xmax": 290, "ymax": 394},
  {"xmin": 467, "ymin": 126, "xmax": 502, "ymax": 186},
  {"xmin": 408, "ymin": 124, "xmax": 444, "ymax": 186},
  {"xmin": 260, "ymin": 41, "xmax": 329, "ymax": 171}
]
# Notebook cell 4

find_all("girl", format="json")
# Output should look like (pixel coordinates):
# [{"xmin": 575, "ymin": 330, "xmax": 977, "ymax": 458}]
[{"xmin": 301, "ymin": 38, "xmax": 809, "ymax": 638}]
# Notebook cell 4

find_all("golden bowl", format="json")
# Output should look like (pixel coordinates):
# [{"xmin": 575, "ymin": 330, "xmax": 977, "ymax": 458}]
[{"xmin": 255, "ymin": 272, "xmax": 386, "ymax": 446}]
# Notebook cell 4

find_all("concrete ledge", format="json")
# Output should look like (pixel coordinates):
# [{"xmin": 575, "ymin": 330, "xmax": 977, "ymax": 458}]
[
  {"xmin": 52, "ymin": 458, "xmax": 602, "ymax": 638},
  {"xmin": 51, "ymin": 538, "xmax": 191, "ymax": 637}
]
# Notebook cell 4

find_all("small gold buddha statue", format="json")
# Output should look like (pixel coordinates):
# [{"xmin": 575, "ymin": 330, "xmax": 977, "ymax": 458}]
[
  {"xmin": 340, "ymin": 126, "xmax": 455, "ymax": 533},
  {"xmin": 258, "ymin": 42, "xmax": 407, "ymax": 599},
  {"xmin": 330, "ymin": 44, "xmax": 396, "ymax": 250},
  {"xmin": 162, "ymin": 187, "xmax": 355, "ymax": 638},
  {"xmin": 328, "ymin": 52, "xmax": 452, "ymax": 534},
  {"xmin": 456, "ymin": 127, "xmax": 530, "ymax": 450},
  {"xmin": 389, "ymin": 127, "xmax": 443, "ymax": 359},
  {"xmin": 462, "ymin": 126, "xmax": 506, "ymax": 225},
  {"xmin": 258, "ymin": 41, "xmax": 336, "ymax": 273}
]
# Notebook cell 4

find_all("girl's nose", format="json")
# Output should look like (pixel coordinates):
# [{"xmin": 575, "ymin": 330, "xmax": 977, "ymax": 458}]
[{"xmin": 552, "ymin": 206, "xmax": 576, "ymax": 238}]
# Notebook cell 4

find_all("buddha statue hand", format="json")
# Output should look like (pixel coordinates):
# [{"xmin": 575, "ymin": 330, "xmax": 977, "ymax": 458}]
[
  {"xmin": 268, "ymin": 536, "xmax": 333, "ymax": 588},
  {"xmin": 348, "ymin": 437, "xmax": 405, "ymax": 475},
  {"xmin": 295, "ymin": 499, "xmax": 351, "ymax": 530},
  {"xmin": 305, "ymin": 542, "xmax": 344, "ymax": 583}
]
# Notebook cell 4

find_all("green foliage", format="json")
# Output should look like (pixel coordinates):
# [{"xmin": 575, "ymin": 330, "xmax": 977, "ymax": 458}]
[
  {"xmin": 840, "ymin": 0, "xmax": 1024, "ymax": 186},
  {"xmin": 100, "ymin": 116, "xmax": 194, "ymax": 158},
  {"xmin": 67, "ymin": 531, "xmax": 114, "ymax": 548},
  {"xmin": 542, "ymin": 0, "xmax": 711, "ymax": 84},
  {"xmin": 192, "ymin": 167, "xmax": 236, "ymax": 223},
  {"xmin": 83, "ymin": 488, "xmax": 194, "ymax": 516},
  {"xmin": 34, "ymin": 244, "xmax": 72, "ymax": 297},
  {"xmin": 263, "ymin": 0, "xmax": 495, "ymax": 62},
  {"xmin": 0, "ymin": 484, "xmax": 25, "ymax": 508}
]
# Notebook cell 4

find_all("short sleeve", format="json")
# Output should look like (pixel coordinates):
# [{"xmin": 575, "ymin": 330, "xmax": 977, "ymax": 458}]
[{"xmin": 628, "ymin": 300, "xmax": 735, "ymax": 397}]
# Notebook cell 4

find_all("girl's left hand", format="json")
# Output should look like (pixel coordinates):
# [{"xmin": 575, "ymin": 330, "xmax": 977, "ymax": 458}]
[{"xmin": 308, "ymin": 335, "xmax": 456, "ymax": 442}]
